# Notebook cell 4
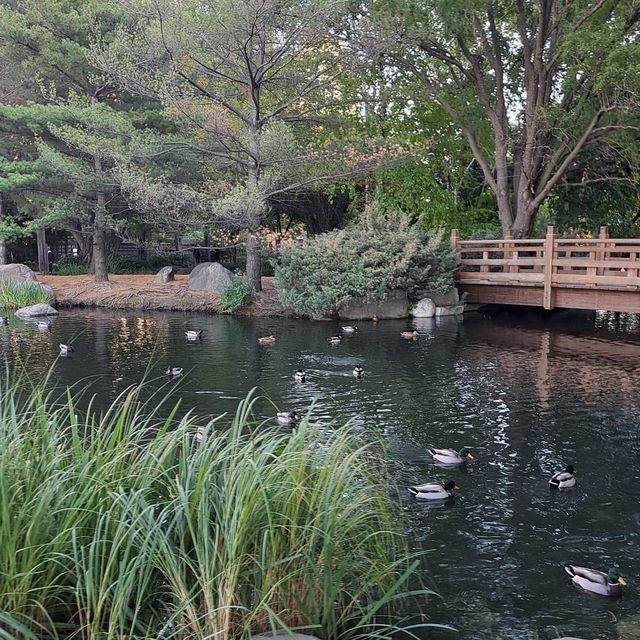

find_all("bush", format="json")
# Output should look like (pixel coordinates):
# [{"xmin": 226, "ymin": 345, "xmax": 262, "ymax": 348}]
[
  {"xmin": 56, "ymin": 263, "xmax": 88, "ymax": 275},
  {"xmin": 107, "ymin": 254, "xmax": 146, "ymax": 274},
  {"xmin": 220, "ymin": 279, "xmax": 251, "ymax": 310},
  {"xmin": 54, "ymin": 254, "xmax": 87, "ymax": 273},
  {"xmin": 146, "ymin": 251, "xmax": 195, "ymax": 271},
  {"xmin": 0, "ymin": 281, "xmax": 50, "ymax": 309},
  {"xmin": 0, "ymin": 378, "xmax": 429, "ymax": 639},
  {"xmin": 107, "ymin": 252, "xmax": 196, "ymax": 274},
  {"xmin": 274, "ymin": 213, "xmax": 455, "ymax": 318}
]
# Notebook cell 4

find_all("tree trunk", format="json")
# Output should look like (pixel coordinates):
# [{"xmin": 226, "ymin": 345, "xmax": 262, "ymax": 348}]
[
  {"xmin": 93, "ymin": 156, "xmax": 109, "ymax": 283},
  {"xmin": 246, "ymin": 233, "xmax": 262, "ymax": 294},
  {"xmin": 36, "ymin": 227, "xmax": 49, "ymax": 273},
  {"xmin": 0, "ymin": 195, "xmax": 7, "ymax": 265}
]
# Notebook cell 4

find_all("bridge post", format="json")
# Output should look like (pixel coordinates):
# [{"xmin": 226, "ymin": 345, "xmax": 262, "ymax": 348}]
[
  {"xmin": 543, "ymin": 225, "xmax": 556, "ymax": 310},
  {"xmin": 597, "ymin": 226, "xmax": 609, "ymax": 277}
]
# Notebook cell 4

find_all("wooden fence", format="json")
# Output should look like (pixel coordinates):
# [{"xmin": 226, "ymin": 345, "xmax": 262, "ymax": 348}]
[{"xmin": 451, "ymin": 226, "xmax": 640, "ymax": 312}]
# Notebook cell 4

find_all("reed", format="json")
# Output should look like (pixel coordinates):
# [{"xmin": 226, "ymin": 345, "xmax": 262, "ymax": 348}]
[
  {"xmin": 0, "ymin": 374, "xmax": 434, "ymax": 640},
  {"xmin": 0, "ymin": 281, "xmax": 50, "ymax": 310}
]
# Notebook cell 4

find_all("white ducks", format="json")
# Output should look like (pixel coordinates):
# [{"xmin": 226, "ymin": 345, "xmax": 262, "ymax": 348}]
[
  {"xmin": 408, "ymin": 480, "xmax": 458, "ymax": 501},
  {"xmin": 277, "ymin": 410, "xmax": 299, "ymax": 426},
  {"xmin": 352, "ymin": 366, "xmax": 364, "ymax": 378},
  {"xmin": 328, "ymin": 335, "xmax": 342, "ymax": 345},
  {"xmin": 59, "ymin": 343, "xmax": 75, "ymax": 355},
  {"xmin": 400, "ymin": 330, "xmax": 419, "ymax": 340},
  {"xmin": 294, "ymin": 369, "xmax": 306, "ymax": 382},
  {"xmin": 185, "ymin": 330, "xmax": 202, "ymax": 340},
  {"xmin": 165, "ymin": 367, "xmax": 183, "ymax": 376},
  {"xmin": 549, "ymin": 464, "xmax": 576, "ymax": 490},
  {"xmin": 428, "ymin": 447, "xmax": 474, "ymax": 465},
  {"xmin": 258, "ymin": 335, "xmax": 276, "ymax": 345},
  {"xmin": 565, "ymin": 565, "xmax": 627, "ymax": 597},
  {"xmin": 341, "ymin": 326, "xmax": 357, "ymax": 334}
]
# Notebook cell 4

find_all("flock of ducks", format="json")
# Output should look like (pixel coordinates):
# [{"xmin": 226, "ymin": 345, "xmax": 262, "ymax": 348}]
[
  {"xmin": 7, "ymin": 314, "xmax": 629, "ymax": 608},
  {"xmin": 410, "ymin": 447, "xmax": 627, "ymax": 601}
]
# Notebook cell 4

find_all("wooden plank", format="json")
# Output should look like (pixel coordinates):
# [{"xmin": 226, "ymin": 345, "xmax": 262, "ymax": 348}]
[
  {"xmin": 543, "ymin": 226, "xmax": 555, "ymax": 309},
  {"xmin": 552, "ymin": 258, "xmax": 637, "ymax": 269},
  {"xmin": 457, "ymin": 271, "xmax": 544, "ymax": 283},
  {"xmin": 553, "ymin": 273, "xmax": 640, "ymax": 288},
  {"xmin": 461, "ymin": 258, "xmax": 545, "ymax": 267},
  {"xmin": 459, "ymin": 238, "xmax": 545, "ymax": 246}
]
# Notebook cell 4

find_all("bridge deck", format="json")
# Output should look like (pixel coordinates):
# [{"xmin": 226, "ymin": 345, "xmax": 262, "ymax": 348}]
[{"xmin": 452, "ymin": 227, "xmax": 640, "ymax": 313}]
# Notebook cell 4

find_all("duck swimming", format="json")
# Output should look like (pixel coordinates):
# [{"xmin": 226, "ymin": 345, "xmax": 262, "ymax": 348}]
[
  {"xmin": 294, "ymin": 369, "xmax": 306, "ymax": 382},
  {"xmin": 165, "ymin": 367, "xmax": 183, "ymax": 376},
  {"xmin": 341, "ymin": 326, "xmax": 357, "ymax": 333},
  {"xmin": 565, "ymin": 565, "xmax": 627, "ymax": 597},
  {"xmin": 400, "ymin": 330, "xmax": 419, "ymax": 339},
  {"xmin": 277, "ymin": 410, "xmax": 299, "ymax": 426},
  {"xmin": 59, "ymin": 343, "xmax": 75, "ymax": 355},
  {"xmin": 408, "ymin": 480, "xmax": 458, "ymax": 500},
  {"xmin": 352, "ymin": 366, "xmax": 364, "ymax": 378},
  {"xmin": 258, "ymin": 335, "xmax": 276, "ymax": 345},
  {"xmin": 549, "ymin": 464, "xmax": 576, "ymax": 489},
  {"xmin": 328, "ymin": 335, "xmax": 342, "ymax": 344},
  {"xmin": 185, "ymin": 330, "xmax": 202, "ymax": 340},
  {"xmin": 37, "ymin": 320, "xmax": 52, "ymax": 330},
  {"xmin": 428, "ymin": 447, "xmax": 474, "ymax": 465}
]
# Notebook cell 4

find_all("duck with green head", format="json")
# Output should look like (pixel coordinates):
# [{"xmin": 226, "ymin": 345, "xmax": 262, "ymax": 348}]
[
  {"xmin": 565, "ymin": 565, "xmax": 627, "ymax": 597},
  {"xmin": 408, "ymin": 480, "xmax": 459, "ymax": 500},
  {"xmin": 428, "ymin": 447, "xmax": 475, "ymax": 465}
]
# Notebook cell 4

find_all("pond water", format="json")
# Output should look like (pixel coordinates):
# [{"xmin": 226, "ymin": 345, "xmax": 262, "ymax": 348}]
[{"xmin": 2, "ymin": 307, "xmax": 640, "ymax": 640}]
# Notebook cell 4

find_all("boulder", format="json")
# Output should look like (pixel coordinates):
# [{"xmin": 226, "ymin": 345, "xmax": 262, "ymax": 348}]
[
  {"xmin": 411, "ymin": 297, "xmax": 436, "ymax": 318},
  {"xmin": 434, "ymin": 302, "xmax": 465, "ymax": 316},
  {"xmin": 188, "ymin": 262, "xmax": 236, "ymax": 294},
  {"xmin": 15, "ymin": 303, "xmax": 59, "ymax": 318},
  {"xmin": 0, "ymin": 263, "xmax": 37, "ymax": 285},
  {"xmin": 338, "ymin": 290, "xmax": 409, "ymax": 320},
  {"xmin": 414, "ymin": 287, "xmax": 459, "ymax": 306},
  {"xmin": 154, "ymin": 265, "xmax": 177, "ymax": 284},
  {"xmin": 39, "ymin": 283, "xmax": 56, "ymax": 305}
]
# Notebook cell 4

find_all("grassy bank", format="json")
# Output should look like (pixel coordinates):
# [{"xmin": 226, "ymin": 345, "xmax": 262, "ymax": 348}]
[{"xmin": 0, "ymin": 376, "xmax": 430, "ymax": 640}]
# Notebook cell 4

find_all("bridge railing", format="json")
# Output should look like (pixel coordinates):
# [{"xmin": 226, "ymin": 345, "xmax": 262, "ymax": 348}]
[{"xmin": 451, "ymin": 226, "xmax": 640, "ymax": 310}]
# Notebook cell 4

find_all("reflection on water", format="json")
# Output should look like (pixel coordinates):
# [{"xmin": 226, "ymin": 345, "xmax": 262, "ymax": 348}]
[{"xmin": 1, "ymin": 307, "xmax": 640, "ymax": 639}]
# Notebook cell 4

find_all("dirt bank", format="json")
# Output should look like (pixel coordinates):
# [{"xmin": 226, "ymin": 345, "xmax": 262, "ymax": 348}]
[{"xmin": 38, "ymin": 274, "xmax": 286, "ymax": 316}]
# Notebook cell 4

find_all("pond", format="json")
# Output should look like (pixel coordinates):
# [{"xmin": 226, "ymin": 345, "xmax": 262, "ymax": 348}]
[{"xmin": 2, "ymin": 306, "xmax": 640, "ymax": 640}]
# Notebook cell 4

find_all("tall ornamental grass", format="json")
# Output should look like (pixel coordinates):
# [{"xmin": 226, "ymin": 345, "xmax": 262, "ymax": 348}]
[
  {"xmin": 0, "ymin": 375, "xmax": 432, "ymax": 640},
  {"xmin": 0, "ymin": 281, "xmax": 50, "ymax": 310}
]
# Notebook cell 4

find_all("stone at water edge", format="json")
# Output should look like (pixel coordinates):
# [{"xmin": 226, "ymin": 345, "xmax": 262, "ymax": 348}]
[
  {"xmin": 338, "ymin": 289, "xmax": 409, "ymax": 320},
  {"xmin": 154, "ymin": 265, "xmax": 177, "ymax": 284},
  {"xmin": 188, "ymin": 262, "xmax": 236, "ymax": 294},
  {"xmin": 411, "ymin": 297, "xmax": 436, "ymax": 318},
  {"xmin": 15, "ymin": 303, "xmax": 59, "ymax": 318},
  {"xmin": 0, "ymin": 263, "xmax": 37, "ymax": 285},
  {"xmin": 414, "ymin": 287, "xmax": 459, "ymax": 306},
  {"xmin": 39, "ymin": 283, "xmax": 56, "ymax": 305},
  {"xmin": 434, "ymin": 302, "xmax": 465, "ymax": 316}
]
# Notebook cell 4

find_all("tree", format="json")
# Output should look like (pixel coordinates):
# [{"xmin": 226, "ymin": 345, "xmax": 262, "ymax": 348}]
[
  {"xmin": 371, "ymin": 0, "xmax": 640, "ymax": 237},
  {"xmin": 94, "ymin": 0, "xmax": 387, "ymax": 293},
  {"xmin": 0, "ymin": 0, "xmax": 133, "ymax": 280}
]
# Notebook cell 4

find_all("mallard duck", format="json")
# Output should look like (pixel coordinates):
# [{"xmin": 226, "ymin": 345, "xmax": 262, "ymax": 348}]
[
  {"xmin": 352, "ymin": 366, "xmax": 364, "ymax": 378},
  {"xmin": 565, "ymin": 565, "xmax": 627, "ymax": 597},
  {"xmin": 37, "ymin": 320, "xmax": 52, "ymax": 330},
  {"xmin": 428, "ymin": 447, "xmax": 474, "ymax": 465},
  {"xmin": 372, "ymin": 315, "xmax": 379, "ymax": 323},
  {"xmin": 341, "ymin": 326, "xmax": 357, "ymax": 334},
  {"xmin": 192, "ymin": 426, "xmax": 208, "ymax": 443},
  {"xmin": 328, "ymin": 335, "xmax": 342, "ymax": 344},
  {"xmin": 185, "ymin": 330, "xmax": 202, "ymax": 340},
  {"xmin": 14, "ymin": 334, "xmax": 26, "ymax": 345},
  {"xmin": 400, "ymin": 330, "xmax": 419, "ymax": 339},
  {"xmin": 549, "ymin": 465, "xmax": 576, "ymax": 489},
  {"xmin": 277, "ymin": 410, "xmax": 299, "ymax": 426},
  {"xmin": 165, "ymin": 367, "xmax": 183, "ymax": 376},
  {"xmin": 59, "ymin": 343, "xmax": 75, "ymax": 355},
  {"xmin": 294, "ymin": 369, "xmax": 306, "ymax": 382},
  {"xmin": 258, "ymin": 335, "xmax": 276, "ymax": 345},
  {"xmin": 408, "ymin": 480, "xmax": 458, "ymax": 500}
]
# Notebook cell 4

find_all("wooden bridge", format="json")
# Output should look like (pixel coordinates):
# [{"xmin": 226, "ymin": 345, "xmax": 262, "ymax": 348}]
[{"xmin": 451, "ymin": 226, "xmax": 640, "ymax": 313}]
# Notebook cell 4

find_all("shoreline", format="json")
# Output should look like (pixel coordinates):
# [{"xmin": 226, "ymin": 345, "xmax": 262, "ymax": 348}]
[{"xmin": 38, "ymin": 274, "xmax": 288, "ymax": 316}]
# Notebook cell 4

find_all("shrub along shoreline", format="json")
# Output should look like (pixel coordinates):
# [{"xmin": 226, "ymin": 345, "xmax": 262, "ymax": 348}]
[{"xmin": 0, "ymin": 377, "xmax": 434, "ymax": 639}]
